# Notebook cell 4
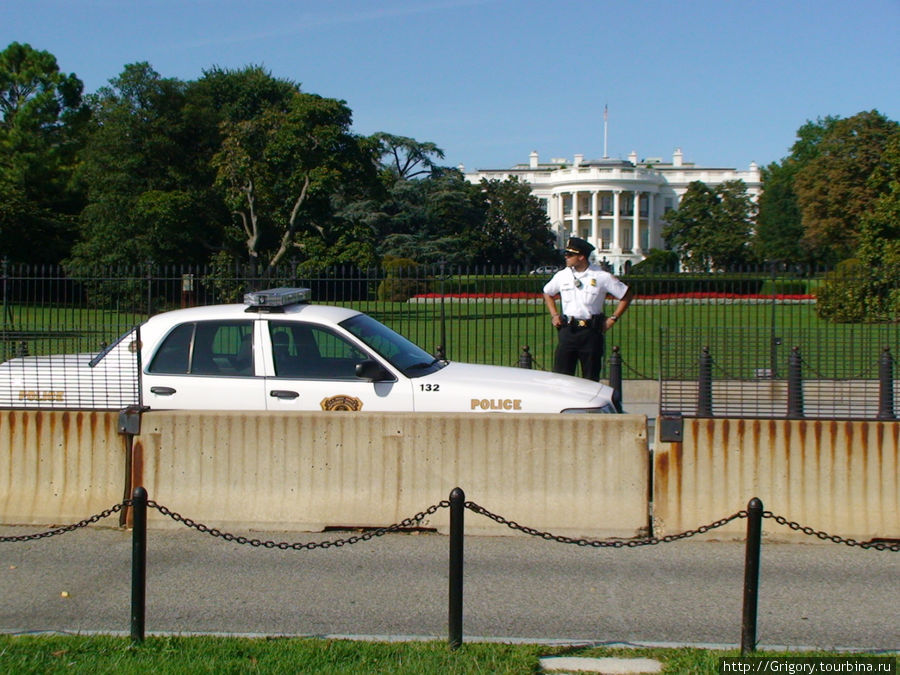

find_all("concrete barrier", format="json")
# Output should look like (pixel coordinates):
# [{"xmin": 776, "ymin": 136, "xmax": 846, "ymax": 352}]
[
  {"xmin": 653, "ymin": 418, "xmax": 900, "ymax": 541},
  {"xmin": 132, "ymin": 411, "xmax": 650, "ymax": 537},
  {"xmin": 0, "ymin": 410, "xmax": 124, "ymax": 525}
]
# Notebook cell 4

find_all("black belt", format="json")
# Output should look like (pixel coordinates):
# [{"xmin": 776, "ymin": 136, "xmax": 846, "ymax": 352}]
[{"xmin": 562, "ymin": 316, "xmax": 594, "ymax": 327}]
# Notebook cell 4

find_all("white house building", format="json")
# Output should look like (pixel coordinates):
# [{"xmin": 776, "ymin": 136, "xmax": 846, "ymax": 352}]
[{"xmin": 463, "ymin": 149, "xmax": 761, "ymax": 274}]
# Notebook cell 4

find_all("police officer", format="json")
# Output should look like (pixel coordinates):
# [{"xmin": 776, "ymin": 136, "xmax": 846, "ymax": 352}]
[{"xmin": 542, "ymin": 237, "xmax": 634, "ymax": 381}]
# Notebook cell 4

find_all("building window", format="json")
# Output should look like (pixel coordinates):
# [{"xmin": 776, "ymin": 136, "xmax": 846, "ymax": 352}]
[
  {"xmin": 580, "ymin": 196, "xmax": 590, "ymax": 212},
  {"xmin": 601, "ymin": 195, "xmax": 613, "ymax": 215}
]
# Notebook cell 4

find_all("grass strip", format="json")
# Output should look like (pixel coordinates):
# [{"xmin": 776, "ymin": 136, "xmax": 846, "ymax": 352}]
[{"xmin": 0, "ymin": 635, "xmax": 894, "ymax": 674}]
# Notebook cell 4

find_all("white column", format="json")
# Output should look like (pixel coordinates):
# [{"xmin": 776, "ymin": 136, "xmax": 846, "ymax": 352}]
[
  {"xmin": 555, "ymin": 193, "xmax": 564, "ymax": 234},
  {"xmin": 570, "ymin": 190, "xmax": 579, "ymax": 238},
  {"xmin": 612, "ymin": 190, "xmax": 622, "ymax": 253},
  {"xmin": 550, "ymin": 194, "xmax": 561, "ymax": 244},
  {"xmin": 632, "ymin": 191, "xmax": 642, "ymax": 254},
  {"xmin": 590, "ymin": 191, "xmax": 599, "ymax": 251},
  {"xmin": 647, "ymin": 192, "xmax": 656, "ymax": 249}
]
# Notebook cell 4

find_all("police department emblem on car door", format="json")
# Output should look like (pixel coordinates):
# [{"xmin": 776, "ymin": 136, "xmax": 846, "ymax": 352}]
[{"xmin": 320, "ymin": 395, "xmax": 363, "ymax": 411}]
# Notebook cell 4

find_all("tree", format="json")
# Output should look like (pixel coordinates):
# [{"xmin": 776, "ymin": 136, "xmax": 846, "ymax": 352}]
[
  {"xmin": 373, "ymin": 169, "xmax": 477, "ymax": 265},
  {"xmin": 794, "ymin": 110, "xmax": 899, "ymax": 264},
  {"xmin": 372, "ymin": 132, "xmax": 445, "ymax": 180},
  {"xmin": 755, "ymin": 117, "xmax": 840, "ymax": 265},
  {"xmin": 69, "ymin": 63, "xmax": 223, "ymax": 267},
  {"xmin": 817, "ymin": 130, "xmax": 900, "ymax": 322},
  {"xmin": 662, "ymin": 180, "xmax": 756, "ymax": 271},
  {"xmin": 754, "ymin": 161, "xmax": 805, "ymax": 264},
  {"xmin": 213, "ymin": 91, "xmax": 380, "ymax": 269},
  {"xmin": 0, "ymin": 42, "xmax": 88, "ymax": 262},
  {"xmin": 464, "ymin": 178, "xmax": 557, "ymax": 267}
]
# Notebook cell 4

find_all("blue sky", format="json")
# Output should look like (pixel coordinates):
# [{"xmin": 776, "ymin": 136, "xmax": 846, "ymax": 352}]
[{"xmin": 3, "ymin": 0, "xmax": 898, "ymax": 172}]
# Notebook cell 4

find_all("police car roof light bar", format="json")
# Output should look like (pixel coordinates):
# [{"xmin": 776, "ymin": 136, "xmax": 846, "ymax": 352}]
[{"xmin": 243, "ymin": 287, "xmax": 311, "ymax": 309}]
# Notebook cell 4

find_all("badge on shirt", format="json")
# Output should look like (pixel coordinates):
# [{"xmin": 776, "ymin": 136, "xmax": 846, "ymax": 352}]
[{"xmin": 590, "ymin": 279, "xmax": 597, "ymax": 287}]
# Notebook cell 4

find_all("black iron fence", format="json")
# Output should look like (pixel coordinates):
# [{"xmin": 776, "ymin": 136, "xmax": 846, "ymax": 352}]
[
  {"xmin": 1, "ymin": 488, "xmax": 897, "ymax": 653},
  {"xmin": 2, "ymin": 262, "xmax": 898, "ymax": 410}
]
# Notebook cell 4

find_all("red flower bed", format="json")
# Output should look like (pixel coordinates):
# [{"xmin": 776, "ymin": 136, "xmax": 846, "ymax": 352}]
[{"xmin": 411, "ymin": 292, "xmax": 815, "ymax": 300}]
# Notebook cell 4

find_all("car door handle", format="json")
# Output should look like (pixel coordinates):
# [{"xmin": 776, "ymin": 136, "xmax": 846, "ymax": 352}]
[
  {"xmin": 150, "ymin": 386, "xmax": 176, "ymax": 396},
  {"xmin": 269, "ymin": 390, "xmax": 300, "ymax": 400}
]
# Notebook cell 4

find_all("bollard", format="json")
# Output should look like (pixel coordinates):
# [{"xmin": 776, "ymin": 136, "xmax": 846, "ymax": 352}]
[
  {"xmin": 448, "ymin": 487, "xmax": 465, "ymax": 650},
  {"xmin": 697, "ymin": 346, "xmax": 713, "ymax": 418},
  {"xmin": 131, "ymin": 486, "xmax": 148, "ymax": 644},
  {"xmin": 878, "ymin": 347, "xmax": 895, "ymax": 421},
  {"xmin": 517, "ymin": 345, "xmax": 533, "ymax": 369},
  {"xmin": 741, "ymin": 497, "xmax": 763, "ymax": 656},
  {"xmin": 609, "ymin": 346, "xmax": 623, "ymax": 412},
  {"xmin": 787, "ymin": 346, "xmax": 804, "ymax": 419}
]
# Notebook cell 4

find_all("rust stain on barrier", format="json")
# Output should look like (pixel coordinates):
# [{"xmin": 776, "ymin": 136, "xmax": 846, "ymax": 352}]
[{"xmin": 654, "ymin": 417, "xmax": 900, "ymax": 539}]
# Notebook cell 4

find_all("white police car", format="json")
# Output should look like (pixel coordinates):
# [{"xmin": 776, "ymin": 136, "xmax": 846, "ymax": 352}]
[{"xmin": 0, "ymin": 288, "xmax": 618, "ymax": 414}]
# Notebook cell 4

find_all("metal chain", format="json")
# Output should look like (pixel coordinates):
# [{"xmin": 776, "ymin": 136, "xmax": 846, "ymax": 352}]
[
  {"xmin": 763, "ymin": 511, "xmax": 900, "ymax": 551},
  {"xmin": 465, "ymin": 501, "xmax": 747, "ymax": 547},
  {"xmin": 711, "ymin": 359, "xmax": 744, "ymax": 381},
  {"xmin": 3, "ymin": 500, "xmax": 897, "ymax": 553},
  {"xmin": 0, "ymin": 502, "xmax": 127, "ymax": 542},
  {"xmin": 620, "ymin": 358, "xmax": 655, "ymax": 381},
  {"xmin": 146, "ymin": 500, "xmax": 450, "ymax": 550}
]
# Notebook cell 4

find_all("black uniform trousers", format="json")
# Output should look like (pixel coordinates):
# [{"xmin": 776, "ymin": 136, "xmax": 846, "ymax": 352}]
[{"xmin": 553, "ymin": 321, "xmax": 605, "ymax": 382}]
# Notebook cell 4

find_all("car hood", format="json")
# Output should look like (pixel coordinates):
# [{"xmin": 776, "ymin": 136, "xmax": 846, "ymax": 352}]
[{"xmin": 412, "ymin": 361, "xmax": 615, "ymax": 413}]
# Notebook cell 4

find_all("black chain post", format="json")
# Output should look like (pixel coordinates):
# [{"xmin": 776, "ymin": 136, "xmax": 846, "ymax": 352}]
[
  {"xmin": 448, "ymin": 487, "xmax": 465, "ymax": 650},
  {"xmin": 518, "ymin": 345, "xmax": 533, "ymax": 369},
  {"xmin": 788, "ymin": 346, "xmax": 804, "ymax": 419},
  {"xmin": 609, "ymin": 346, "xmax": 623, "ymax": 412},
  {"xmin": 878, "ymin": 347, "xmax": 895, "ymax": 421},
  {"xmin": 697, "ymin": 346, "xmax": 713, "ymax": 418},
  {"xmin": 131, "ymin": 486, "xmax": 147, "ymax": 644},
  {"xmin": 741, "ymin": 497, "xmax": 763, "ymax": 656}
]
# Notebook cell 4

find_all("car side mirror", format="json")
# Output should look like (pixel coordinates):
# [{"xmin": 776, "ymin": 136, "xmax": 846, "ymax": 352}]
[{"xmin": 355, "ymin": 359, "xmax": 393, "ymax": 382}]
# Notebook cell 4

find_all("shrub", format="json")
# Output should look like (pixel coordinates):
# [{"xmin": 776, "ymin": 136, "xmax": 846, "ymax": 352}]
[
  {"xmin": 759, "ymin": 279, "xmax": 809, "ymax": 296},
  {"xmin": 376, "ymin": 257, "xmax": 429, "ymax": 301},
  {"xmin": 815, "ymin": 259, "xmax": 876, "ymax": 323}
]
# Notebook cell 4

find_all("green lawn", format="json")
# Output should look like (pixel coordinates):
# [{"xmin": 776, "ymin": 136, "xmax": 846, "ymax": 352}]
[{"xmin": 0, "ymin": 635, "xmax": 893, "ymax": 674}]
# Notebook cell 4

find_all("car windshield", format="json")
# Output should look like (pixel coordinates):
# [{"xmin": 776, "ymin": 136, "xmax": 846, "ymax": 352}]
[{"xmin": 341, "ymin": 314, "xmax": 445, "ymax": 377}]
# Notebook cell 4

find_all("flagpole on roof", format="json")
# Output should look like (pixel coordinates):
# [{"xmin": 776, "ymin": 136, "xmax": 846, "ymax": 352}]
[{"xmin": 603, "ymin": 104, "xmax": 609, "ymax": 159}]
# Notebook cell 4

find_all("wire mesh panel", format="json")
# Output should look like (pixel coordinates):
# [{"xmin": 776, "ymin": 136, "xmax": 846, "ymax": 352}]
[
  {"xmin": 660, "ymin": 327, "xmax": 899, "ymax": 420},
  {"xmin": 0, "ymin": 326, "xmax": 141, "ymax": 410}
]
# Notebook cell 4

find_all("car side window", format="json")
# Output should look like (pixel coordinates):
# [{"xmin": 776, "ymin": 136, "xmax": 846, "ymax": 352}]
[
  {"xmin": 269, "ymin": 322, "xmax": 367, "ymax": 379},
  {"xmin": 149, "ymin": 321, "xmax": 254, "ymax": 376}
]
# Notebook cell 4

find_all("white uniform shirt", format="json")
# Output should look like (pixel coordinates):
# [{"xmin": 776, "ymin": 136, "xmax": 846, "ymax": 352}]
[{"xmin": 543, "ymin": 265, "xmax": 629, "ymax": 320}]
